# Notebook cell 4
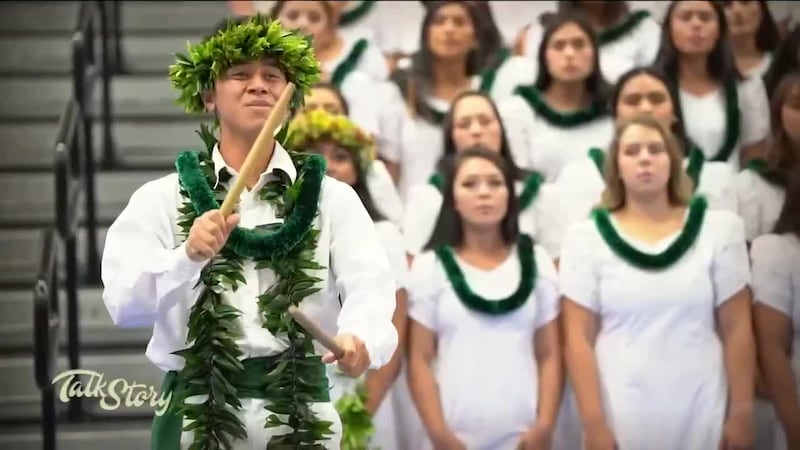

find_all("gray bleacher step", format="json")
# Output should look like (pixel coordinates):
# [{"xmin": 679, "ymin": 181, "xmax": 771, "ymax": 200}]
[
  {"xmin": 0, "ymin": 169, "xmax": 170, "ymax": 227},
  {"xmin": 0, "ymin": 353, "xmax": 166, "ymax": 422},
  {"xmin": 0, "ymin": 229, "xmax": 42, "ymax": 287},
  {"xmin": 1, "ymin": 74, "xmax": 186, "ymax": 121},
  {"xmin": 0, "ymin": 118, "xmax": 202, "ymax": 170},
  {"xmin": 0, "ymin": 33, "xmax": 204, "ymax": 76},
  {"xmin": 0, "ymin": 1, "xmax": 228, "ymax": 35},
  {"xmin": 0, "ymin": 2, "xmax": 79, "ymax": 34},
  {"xmin": 0, "ymin": 421, "xmax": 151, "ymax": 450},
  {"xmin": 0, "ymin": 286, "xmax": 152, "ymax": 351},
  {"xmin": 121, "ymin": 1, "xmax": 231, "ymax": 34}
]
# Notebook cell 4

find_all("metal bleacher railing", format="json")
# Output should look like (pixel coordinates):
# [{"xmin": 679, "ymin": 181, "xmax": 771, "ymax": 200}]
[{"xmin": 32, "ymin": 1, "xmax": 122, "ymax": 448}]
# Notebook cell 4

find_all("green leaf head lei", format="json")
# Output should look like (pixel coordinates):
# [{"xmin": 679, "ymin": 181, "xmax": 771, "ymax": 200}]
[
  {"xmin": 285, "ymin": 109, "xmax": 377, "ymax": 175},
  {"xmin": 168, "ymin": 13, "xmax": 322, "ymax": 113}
]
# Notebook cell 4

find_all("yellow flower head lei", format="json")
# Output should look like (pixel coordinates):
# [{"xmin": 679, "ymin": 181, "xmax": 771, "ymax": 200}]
[
  {"xmin": 168, "ymin": 13, "xmax": 321, "ymax": 113},
  {"xmin": 286, "ymin": 109, "xmax": 376, "ymax": 174}
]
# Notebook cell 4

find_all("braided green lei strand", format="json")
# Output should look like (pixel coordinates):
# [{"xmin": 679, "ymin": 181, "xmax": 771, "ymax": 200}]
[{"xmin": 172, "ymin": 124, "xmax": 334, "ymax": 449}]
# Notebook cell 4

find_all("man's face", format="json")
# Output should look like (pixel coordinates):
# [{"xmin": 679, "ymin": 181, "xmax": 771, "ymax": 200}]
[{"xmin": 203, "ymin": 58, "xmax": 289, "ymax": 137}]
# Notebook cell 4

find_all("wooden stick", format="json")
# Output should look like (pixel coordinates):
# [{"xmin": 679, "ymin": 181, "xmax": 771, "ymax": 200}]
[
  {"xmin": 288, "ymin": 305, "xmax": 346, "ymax": 360},
  {"xmin": 219, "ymin": 82, "xmax": 296, "ymax": 217}
]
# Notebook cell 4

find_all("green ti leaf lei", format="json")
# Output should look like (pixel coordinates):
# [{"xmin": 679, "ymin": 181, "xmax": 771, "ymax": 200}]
[
  {"xmin": 335, "ymin": 380, "xmax": 376, "ymax": 450},
  {"xmin": 597, "ymin": 10, "xmax": 650, "ymax": 46},
  {"xmin": 330, "ymin": 39, "xmax": 369, "ymax": 89},
  {"xmin": 514, "ymin": 85, "xmax": 608, "ymax": 128},
  {"xmin": 172, "ymin": 123, "xmax": 335, "ymax": 449},
  {"xmin": 338, "ymin": 1, "xmax": 376, "ymax": 27}
]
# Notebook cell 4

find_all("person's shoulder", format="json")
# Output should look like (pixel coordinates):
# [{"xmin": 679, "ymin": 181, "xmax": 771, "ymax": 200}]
[{"xmin": 374, "ymin": 220, "xmax": 403, "ymax": 243}]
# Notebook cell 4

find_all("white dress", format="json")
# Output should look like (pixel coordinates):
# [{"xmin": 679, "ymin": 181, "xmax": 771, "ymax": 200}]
[
  {"xmin": 326, "ymin": 220, "xmax": 408, "ymax": 450},
  {"xmin": 408, "ymin": 241, "xmax": 560, "ymax": 450},
  {"xmin": 402, "ymin": 177, "xmax": 567, "ymax": 258},
  {"xmin": 679, "ymin": 75, "xmax": 770, "ymax": 171},
  {"xmin": 734, "ymin": 167, "xmax": 786, "ymax": 242},
  {"xmin": 498, "ymin": 92, "xmax": 614, "ymax": 181},
  {"xmin": 555, "ymin": 151, "xmax": 738, "ymax": 226},
  {"xmin": 752, "ymin": 233, "xmax": 800, "ymax": 450},
  {"xmin": 559, "ymin": 208, "xmax": 751, "ymax": 450},
  {"xmin": 366, "ymin": 160, "xmax": 404, "ymax": 226},
  {"xmin": 522, "ymin": 8, "xmax": 662, "ymax": 83}
]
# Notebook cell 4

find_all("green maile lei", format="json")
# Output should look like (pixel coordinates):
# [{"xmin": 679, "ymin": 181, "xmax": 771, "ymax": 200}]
[
  {"xmin": 592, "ymin": 195, "xmax": 708, "ymax": 270},
  {"xmin": 330, "ymin": 39, "xmax": 369, "ymax": 89},
  {"xmin": 436, "ymin": 234, "xmax": 537, "ymax": 315},
  {"xmin": 514, "ymin": 85, "xmax": 608, "ymax": 128},
  {"xmin": 335, "ymin": 381, "xmax": 376, "ymax": 450},
  {"xmin": 587, "ymin": 146, "xmax": 706, "ymax": 192},
  {"xmin": 172, "ymin": 124, "xmax": 335, "ymax": 449},
  {"xmin": 746, "ymin": 158, "xmax": 788, "ymax": 187},
  {"xmin": 427, "ymin": 171, "xmax": 543, "ymax": 210},
  {"xmin": 339, "ymin": 1, "xmax": 376, "ymax": 27},
  {"xmin": 597, "ymin": 10, "xmax": 650, "ymax": 46}
]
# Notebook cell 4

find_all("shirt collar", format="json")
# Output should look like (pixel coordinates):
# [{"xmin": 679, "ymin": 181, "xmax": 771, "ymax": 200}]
[{"xmin": 211, "ymin": 142, "xmax": 297, "ymax": 190}]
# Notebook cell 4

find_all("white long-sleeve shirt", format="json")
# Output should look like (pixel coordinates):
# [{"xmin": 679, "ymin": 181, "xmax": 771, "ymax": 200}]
[{"xmin": 101, "ymin": 143, "xmax": 398, "ymax": 374}]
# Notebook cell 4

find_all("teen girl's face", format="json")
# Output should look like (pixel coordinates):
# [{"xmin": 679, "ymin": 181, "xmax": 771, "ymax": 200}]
[
  {"xmin": 453, "ymin": 157, "xmax": 509, "ymax": 229},
  {"xmin": 311, "ymin": 140, "xmax": 358, "ymax": 186},
  {"xmin": 544, "ymin": 21, "xmax": 595, "ymax": 84},
  {"xmin": 724, "ymin": 1, "xmax": 762, "ymax": 39},
  {"xmin": 305, "ymin": 87, "xmax": 346, "ymax": 115},
  {"xmin": 616, "ymin": 124, "xmax": 673, "ymax": 198},
  {"xmin": 427, "ymin": 3, "xmax": 476, "ymax": 61},
  {"xmin": 278, "ymin": 1, "xmax": 332, "ymax": 47},
  {"xmin": 615, "ymin": 74, "xmax": 676, "ymax": 126},
  {"xmin": 451, "ymin": 95, "xmax": 503, "ymax": 153},
  {"xmin": 670, "ymin": 1, "xmax": 720, "ymax": 56}
]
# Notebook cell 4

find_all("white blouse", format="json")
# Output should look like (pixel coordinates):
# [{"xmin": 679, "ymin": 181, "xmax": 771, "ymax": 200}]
[
  {"xmin": 366, "ymin": 160, "xmax": 404, "ymax": 227},
  {"xmin": 734, "ymin": 169, "xmax": 786, "ymax": 242},
  {"xmin": 408, "ymin": 243, "xmax": 559, "ymax": 449},
  {"xmin": 402, "ymin": 178, "xmax": 567, "ymax": 258},
  {"xmin": 498, "ymin": 94, "xmax": 614, "ymax": 181},
  {"xmin": 751, "ymin": 232, "xmax": 800, "ymax": 450},
  {"xmin": 680, "ymin": 75, "xmax": 770, "ymax": 171}
]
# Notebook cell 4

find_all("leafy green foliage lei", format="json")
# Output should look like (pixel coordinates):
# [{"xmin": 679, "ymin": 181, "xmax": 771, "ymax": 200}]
[
  {"xmin": 173, "ymin": 124, "xmax": 335, "ymax": 448},
  {"xmin": 168, "ymin": 14, "xmax": 321, "ymax": 113}
]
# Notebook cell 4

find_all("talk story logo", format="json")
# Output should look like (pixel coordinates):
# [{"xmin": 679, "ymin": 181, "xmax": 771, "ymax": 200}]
[{"xmin": 51, "ymin": 369, "xmax": 171, "ymax": 415}]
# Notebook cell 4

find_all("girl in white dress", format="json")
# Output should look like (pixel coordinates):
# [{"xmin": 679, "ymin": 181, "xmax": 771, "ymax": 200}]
[
  {"xmin": 724, "ymin": 0, "xmax": 781, "ymax": 78},
  {"xmin": 272, "ymin": 0, "xmax": 408, "ymax": 181},
  {"xmin": 561, "ymin": 114, "xmax": 756, "ymax": 450},
  {"xmin": 285, "ymin": 109, "xmax": 408, "ymax": 450},
  {"xmin": 735, "ymin": 70, "xmax": 800, "ymax": 242},
  {"xmin": 407, "ymin": 148, "xmax": 562, "ymax": 450},
  {"xmin": 393, "ymin": 1, "xmax": 535, "ymax": 199},
  {"xmin": 498, "ymin": 12, "xmax": 614, "ymax": 182},
  {"xmin": 518, "ymin": 1, "xmax": 662, "ymax": 83},
  {"xmin": 556, "ymin": 66, "xmax": 739, "ymax": 227},
  {"xmin": 403, "ymin": 90, "xmax": 567, "ymax": 260},
  {"xmin": 302, "ymin": 83, "xmax": 405, "ymax": 226},
  {"xmin": 753, "ymin": 166, "xmax": 800, "ymax": 450},
  {"xmin": 655, "ymin": 0, "xmax": 770, "ymax": 170}
]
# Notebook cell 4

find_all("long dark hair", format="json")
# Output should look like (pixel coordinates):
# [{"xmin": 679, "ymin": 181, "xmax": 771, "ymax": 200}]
[
  {"xmin": 424, "ymin": 147, "xmax": 520, "ymax": 251},
  {"xmin": 312, "ymin": 82, "xmax": 350, "ymax": 114},
  {"xmin": 391, "ymin": 1, "xmax": 482, "ymax": 124},
  {"xmin": 556, "ymin": 0, "xmax": 630, "ymax": 26},
  {"xmin": 766, "ymin": 71, "xmax": 800, "ymax": 173},
  {"xmin": 441, "ymin": 90, "xmax": 524, "ymax": 179},
  {"xmin": 610, "ymin": 66, "xmax": 693, "ymax": 154},
  {"xmin": 723, "ymin": 0, "xmax": 780, "ymax": 52},
  {"xmin": 764, "ymin": 24, "xmax": 800, "ymax": 97},
  {"xmin": 773, "ymin": 164, "xmax": 800, "ymax": 237},
  {"xmin": 534, "ymin": 12, "xmax": 611, "ymax": 102},
  {"xmin": 465, "ymin": 1, "xmax": 505, "ymax": 71},
  {"xmin": 655, "ymin": 0, "xmax": 743, "ymax": 84}
]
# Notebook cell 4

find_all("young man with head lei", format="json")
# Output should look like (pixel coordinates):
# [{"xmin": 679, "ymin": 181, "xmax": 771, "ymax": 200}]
[{"xmin": 100, "ymin": 14, "xmax": 398, "ymax": 449}]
